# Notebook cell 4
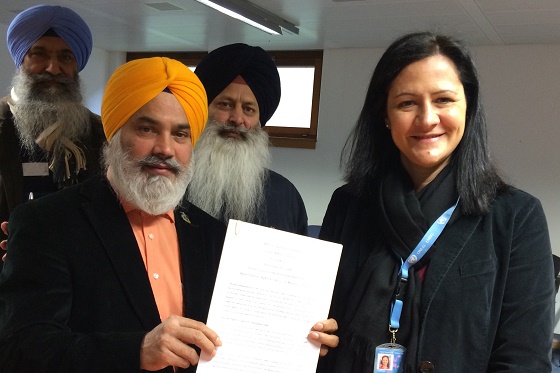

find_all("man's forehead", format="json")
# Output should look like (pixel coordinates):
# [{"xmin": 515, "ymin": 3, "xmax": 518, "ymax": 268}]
[
  {"xmin": 29, "ymin": 36, "xmax": 73, "ymax": 53},
  {"xmin": 216, "ymin": 82, "xmax": 258, "ymax": 104}
]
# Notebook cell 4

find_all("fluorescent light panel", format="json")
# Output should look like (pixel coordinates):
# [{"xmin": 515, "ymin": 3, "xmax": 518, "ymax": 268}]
[{"xmin": 195, "ymin": 0, "xmax": 299, "ymax": 35}]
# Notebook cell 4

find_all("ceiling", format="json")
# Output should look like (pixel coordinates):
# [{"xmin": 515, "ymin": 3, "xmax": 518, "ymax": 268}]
[{"xmin": 1, "ymin": 0, "xmax": 560, "ymax": 53}]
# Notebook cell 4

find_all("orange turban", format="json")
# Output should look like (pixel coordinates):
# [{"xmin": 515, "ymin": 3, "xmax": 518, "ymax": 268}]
[{"xmin": 101, "ymin": 57, "xmax": 208, "ymax": 145}]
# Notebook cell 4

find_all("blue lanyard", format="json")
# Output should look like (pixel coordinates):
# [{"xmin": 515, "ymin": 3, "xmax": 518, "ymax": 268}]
[{"xmin": 389, "ymin": 198, "xmax": 460, "ymax": 330}]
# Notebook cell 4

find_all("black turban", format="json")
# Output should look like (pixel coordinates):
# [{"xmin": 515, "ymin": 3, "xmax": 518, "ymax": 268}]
[{"xmin": 195, "ymin": 43, "xmax": 281, "ymax": 126}]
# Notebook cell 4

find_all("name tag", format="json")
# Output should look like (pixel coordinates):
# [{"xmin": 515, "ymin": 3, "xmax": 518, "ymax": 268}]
[
  {"xmin": 22, "ymin": 162, "xmax": 49, "ymax": 177},
  {"xmin": 374, "ymin": 343, "xmax": 406, "ymax": 373}
]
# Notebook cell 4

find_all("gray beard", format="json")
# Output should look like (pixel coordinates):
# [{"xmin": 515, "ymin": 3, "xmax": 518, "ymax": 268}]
[
  {"xmin": 103, "ymin": 131, "xmax": 193, "ymax": 216},
  {"xmin": 186, "ymin": 119, "xmax": 271, "ymax": 224},
  {"xmin": 10, "ymin": 69, "xmax": 91, "ymax": 152}
]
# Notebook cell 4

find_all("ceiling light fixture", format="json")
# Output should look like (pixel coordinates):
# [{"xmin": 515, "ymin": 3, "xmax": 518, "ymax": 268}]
[{"xmin": 195, "ymin": 0, "xmax": 299, "ymax": 35}]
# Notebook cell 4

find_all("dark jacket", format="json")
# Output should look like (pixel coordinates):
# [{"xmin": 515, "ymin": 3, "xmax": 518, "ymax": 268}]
[
  {"xmin": 262, "ymin": 169, "xmax": 308, "ymax": 235},
  {"xmin": 0, "ymin": 97, "xmax": 106, "ymax": 242},
  {"xmin": 317, "ymin": 184, "xmax": 554, "ymax": 373},
  {"xmin": 0, "ymin": 175, "xmax": 226, "ymax": 373}
]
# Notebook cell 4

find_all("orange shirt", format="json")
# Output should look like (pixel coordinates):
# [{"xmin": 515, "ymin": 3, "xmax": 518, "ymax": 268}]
[{"xmin": 123, "ymin": 203, "xmax": 183, "ymax": 321}]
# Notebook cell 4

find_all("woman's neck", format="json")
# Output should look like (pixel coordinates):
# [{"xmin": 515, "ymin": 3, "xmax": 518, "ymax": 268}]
[{"xmin": 401, "ymin": 157, "xmax": 450, "ymax": 192}]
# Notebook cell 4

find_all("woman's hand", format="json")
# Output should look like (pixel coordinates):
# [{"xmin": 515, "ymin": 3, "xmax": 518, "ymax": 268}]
[
  {"xmin": 1, "ymin": 221, "xmax": 7, "ymax": 261},
  {"xmin": 308, "ymin": 318, "xmax": 339, "ymax": 357}
]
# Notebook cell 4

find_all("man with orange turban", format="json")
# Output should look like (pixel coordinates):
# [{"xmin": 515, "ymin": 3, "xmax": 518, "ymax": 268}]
[
  {"xmin": 0, "ymin": 57, "xmax": 225, "ymax": 372},
  {"xmin": 0, "ymin": 5, "xmax": 106, "ymax": 270}
]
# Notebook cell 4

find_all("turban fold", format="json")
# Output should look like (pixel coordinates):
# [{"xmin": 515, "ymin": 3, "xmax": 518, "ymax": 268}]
[
  {"xmin": 195, "ymin": 43, "xmax": 281, "ymax": 126},
  {"xmin": 7, "ymin": 4, "xmax": 92, "ymax": 72},
  {"xmin": 101, "ymin": 57, "xmax": 208, "ymax": 146}
]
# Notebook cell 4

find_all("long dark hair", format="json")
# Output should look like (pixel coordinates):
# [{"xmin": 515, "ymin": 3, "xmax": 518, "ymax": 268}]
[{"xmin": 342, "ymin": 31, "xmax": 505, "ymax": 215}]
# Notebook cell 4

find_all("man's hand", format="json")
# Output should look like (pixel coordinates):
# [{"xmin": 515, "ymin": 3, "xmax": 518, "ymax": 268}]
[
  {"xmin": 307, "ymin": 318, "xmax": 339, "ymax": 357},
  {"xmin": 1, "ymin": 221, "xmax": 7, "ymax": 262},
  {"xmin": 140, "ymin": 315, "xmax": 221, "ymax": 371}
]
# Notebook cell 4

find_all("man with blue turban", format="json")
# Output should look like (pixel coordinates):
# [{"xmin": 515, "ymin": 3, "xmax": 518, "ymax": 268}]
[
  {"xmin": 186, "ymin": 43, "xmax": 308, "ymax": 236},
  {"xmin": 0, "ymin": 5, "xmax": 105, "ymax": 268}
]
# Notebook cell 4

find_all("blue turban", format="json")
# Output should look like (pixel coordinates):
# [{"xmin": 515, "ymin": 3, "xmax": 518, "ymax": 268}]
[{"xmin": 7, "ymin": 4, "xmax": 92, "ymax": 72}]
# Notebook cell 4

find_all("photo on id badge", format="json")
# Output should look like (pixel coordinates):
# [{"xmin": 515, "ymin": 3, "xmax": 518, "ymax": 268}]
[{"xmin": 376, "ymin": 353, "xmax": 393, "ymax": 371}]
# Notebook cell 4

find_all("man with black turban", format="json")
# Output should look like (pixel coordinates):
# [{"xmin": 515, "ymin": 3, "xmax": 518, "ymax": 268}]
[
  {"xmin": 187, "ymin": 43, "xmax": 308, "ymax": 235},
  {"xmin": 0, "ymin": 5, "xmax": 106, "ymax": 268}
]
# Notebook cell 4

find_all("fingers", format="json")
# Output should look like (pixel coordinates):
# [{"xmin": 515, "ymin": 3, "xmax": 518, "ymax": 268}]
[
  {"xmin": 308, "ymin": 318, "xmax": 339, "ymax": 357},
  {"xmin": 312, "ymin": 318, "xmax": 338, "ymax": 334},
  {"xmin": 140, "ymin": 316, "xmax": 221, "ymax": 371},
  {"xmin": 308, "ymin": 329, "xmax": 339, "ymax": 348},
  {"xmin": 175, "ymin": 317, "xmax": 221, "ymax": 356},
  {"xmin": 1, "ymin": 221, "xmax": 8, "ymax": 259},
  {"xmin": 141, "ymin": 330, "xmax": 197, "ymax": 370}
]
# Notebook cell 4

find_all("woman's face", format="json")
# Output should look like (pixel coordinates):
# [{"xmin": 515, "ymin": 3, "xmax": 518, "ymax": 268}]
[
  {"xmin": 382, "ymin": 356, "xmax": 389, "ymax": 365},
  {"xmin": 386, "ymin": 55, "xmax": 466, "ymax": 186}
]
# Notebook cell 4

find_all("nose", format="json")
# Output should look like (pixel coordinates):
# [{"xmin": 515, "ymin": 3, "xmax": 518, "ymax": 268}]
[
  {"xmin": 44, "ymin": 56, "xmax": 62, "ymax": 75},
  {"xmin": 416, "ymin": 103, "xmax": 440, "ymax": 126},
  {"xmin": 228, "ymin": 105, "xmax": 248, "ymax": 128},
  {"xmin": 153, "ymin": 134, "xmax": 174, "ymax": 159}
]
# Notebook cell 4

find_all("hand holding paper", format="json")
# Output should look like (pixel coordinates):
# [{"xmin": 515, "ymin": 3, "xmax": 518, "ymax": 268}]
[
  {"xmin": 140, "ymin": 315, "xmax": 221, "ymax": 371},
  {"xmin": 308, "ymin": 318, "xmax": 339, "ymax": 356}
]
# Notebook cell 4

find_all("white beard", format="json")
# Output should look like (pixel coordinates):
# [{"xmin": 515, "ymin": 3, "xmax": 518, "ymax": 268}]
[
  {"xmin": 103, "ymin": 131, "xmax": 193, "ymax": 216},
  {"xmin": 10, "ymin": 68, "xmax": 90, "ymax": 152},
  {"xmin": 186, "ymin": 119, "xmax": 271, "ymax": 224}
]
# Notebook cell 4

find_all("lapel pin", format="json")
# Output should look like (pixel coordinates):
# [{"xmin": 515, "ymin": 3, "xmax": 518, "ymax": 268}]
[{"xmin": 180, "ymin": 211, "xmax": 191, "ymax": 224}]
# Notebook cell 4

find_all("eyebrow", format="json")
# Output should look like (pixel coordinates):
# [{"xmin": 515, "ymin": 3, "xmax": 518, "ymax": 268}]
[
  {"xmin": 136, "ymin": 116, "xmax": 159, "ymax": 125},
  {"xmin": 175, "ymin": 123, "xmax": 191, "ymax": 130},
  {"xmin": 217, "ymin": 94, "xmax": 257, "ymax": 106},
  {"xmin": 393, "ymin": 89, "xmax": 459, "ymax": 98},
  {"xmin": 29, "ymin": 46, "xmax": 74, "ymax": 54}
]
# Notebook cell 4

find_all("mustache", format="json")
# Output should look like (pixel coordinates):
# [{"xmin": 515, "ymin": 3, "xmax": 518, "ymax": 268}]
[
  {"xmin": 137, "ymin": 155, "xmax": 182, "ymax": 173},
  {"xmin": 31, "ymin": 72, "xmax": 76, "ymax": 85},
  {"xmin": 218, "ymin": 124, "xmax": 251, "ymax": 136},
  {"xmin": 217, "ymin": 124, "xmax": 253, "ymax": 140}
]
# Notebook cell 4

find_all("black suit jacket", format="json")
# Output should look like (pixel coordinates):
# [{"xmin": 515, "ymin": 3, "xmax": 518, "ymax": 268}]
[
  {"xmin": 317, "ymin": 184, "xmax": 554, "ymax": 372},
  {"xmin": 0, "ymin": 97, "xmax": 106, "ymax": 274},
  {"xmin": 0, "ymin": 175, "xmax": 226, "ymax": 373}
]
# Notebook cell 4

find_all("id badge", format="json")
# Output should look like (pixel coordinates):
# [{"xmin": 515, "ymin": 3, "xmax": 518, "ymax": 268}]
[
  {"xmin": 373, "ymin": 343, "xmax": 406, "ymax": 373},
  {"xmin": 22, "ymin": 162, "xmax": 49, "ymax": 177}
]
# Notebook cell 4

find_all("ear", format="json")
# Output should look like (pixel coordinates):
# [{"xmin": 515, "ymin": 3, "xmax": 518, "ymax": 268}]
[{"xmin": 384, "ymin": 118, "xmax": 391, "ymax": 130}]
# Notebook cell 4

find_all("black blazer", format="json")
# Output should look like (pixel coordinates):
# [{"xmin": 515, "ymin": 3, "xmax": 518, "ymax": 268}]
[
  {"xmin": 0, "ymin": 175, "xmax": 226, "ymax": 373},
  {"xmin": 317, "ymin": 184, "xmax": 554, "ymax": 372}
]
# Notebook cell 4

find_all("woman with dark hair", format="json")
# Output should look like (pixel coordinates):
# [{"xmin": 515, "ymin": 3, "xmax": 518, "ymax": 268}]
[{"xmin": 317, "ymin": 32, "xmax": 554, "ymax": 372}]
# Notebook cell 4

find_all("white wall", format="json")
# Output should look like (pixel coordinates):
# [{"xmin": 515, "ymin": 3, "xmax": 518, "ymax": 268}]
[
  {"xmin": 474, "ymin": 44, "xmax": 560, "ymax": 253},
  {"xmin": 79, "ymin": 49, "xmax": 126, "ymax": 115},
  {"xmin": 270, "ymin": 45, "xmax": 560, "ymax": 257},
  {"xmin": 0, "ymin": 23, "xmax": 13, "ymax": 96}
]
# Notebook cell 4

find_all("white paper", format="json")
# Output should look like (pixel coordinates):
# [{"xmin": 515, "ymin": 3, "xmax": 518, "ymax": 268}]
[{"xmin": 197, "ymin": 220, "xmax": 342, "ymax": 373}]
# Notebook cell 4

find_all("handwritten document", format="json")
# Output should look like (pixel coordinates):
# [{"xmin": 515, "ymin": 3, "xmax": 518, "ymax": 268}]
[{"xmin": 197, "ymin": 220, "xmax": 342, "ymax": 373}]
